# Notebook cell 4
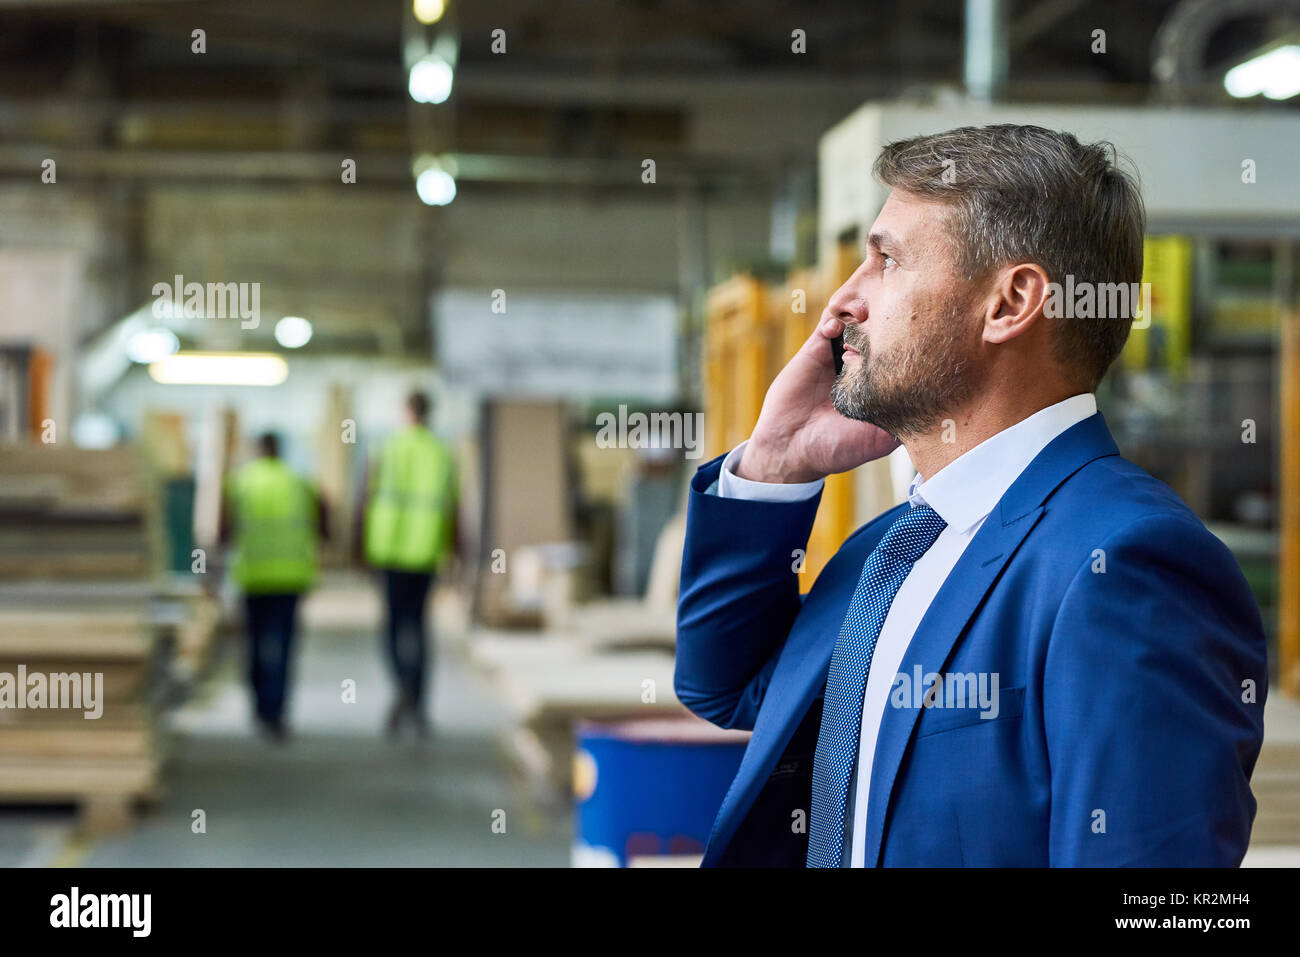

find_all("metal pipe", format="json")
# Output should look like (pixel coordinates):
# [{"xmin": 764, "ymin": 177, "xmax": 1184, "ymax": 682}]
[{"xmin": 964, "ymin": 0, "xmax": 1009, "ymax": 102}]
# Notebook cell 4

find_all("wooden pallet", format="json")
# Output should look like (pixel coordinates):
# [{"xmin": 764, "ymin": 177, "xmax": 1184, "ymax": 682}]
[
  {"xmin": 0, "ymin": 598, "xmax": 164, "ymax": 832},
  {"xmin": 0, "ymin": 755, "xmax": 160, "ymax": 833}
]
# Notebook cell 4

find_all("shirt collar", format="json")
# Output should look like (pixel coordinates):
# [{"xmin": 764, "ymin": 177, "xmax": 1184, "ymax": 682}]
[{"xmin": 907, "ymin": 393, "xmax": 1098, "ymax": 533}]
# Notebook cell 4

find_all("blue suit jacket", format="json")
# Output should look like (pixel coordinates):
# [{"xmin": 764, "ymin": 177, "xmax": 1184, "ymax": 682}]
[{"xmin": 674, "ymin": 412, "xmax": 1267, "ymax": 866}]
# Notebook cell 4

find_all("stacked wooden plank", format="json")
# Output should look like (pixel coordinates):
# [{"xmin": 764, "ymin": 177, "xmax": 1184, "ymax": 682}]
[
  {"xmin": 469, "ymin": 630, "xmax": 682, "ymax": 797},
  {"xmin": 0, "ymin": 445, "xmax": 152, "ymax": 580},
  {"xmin": 0, "ymin": 444, "xmax": 167, "ymax": 832},
  {"xmin": 0, "ymin": 602, "xmax": 160, "ymax": 831},
  {"xmin": 1249, "ymin": 738, "xmax": 1300, "ymax": 848}
]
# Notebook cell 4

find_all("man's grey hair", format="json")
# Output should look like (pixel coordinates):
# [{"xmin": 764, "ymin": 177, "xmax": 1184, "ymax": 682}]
[{"xmin": 873, "ymin": 124, "xmax": 1146, "ymax": 391}]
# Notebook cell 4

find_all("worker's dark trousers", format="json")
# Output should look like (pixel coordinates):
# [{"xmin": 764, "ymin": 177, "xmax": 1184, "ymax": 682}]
[
  {"xmin": 382, "ymin": 569, "xmax": 434, "ymax": 712},
  {"xmin": 244, "ymin": 593, "xmax": 300, "ymax": 725}
]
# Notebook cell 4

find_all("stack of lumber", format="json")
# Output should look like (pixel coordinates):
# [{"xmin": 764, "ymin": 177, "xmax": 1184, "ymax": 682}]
[
  {"xmin": 1248, "ymin": 696, "xmax": 1300, "ymax": 851},
  {"xmin": 0, "ymin": 445, "xmax": 153, "ymax": 579},
  {"xmin": 469, "ymin": 630, "xmax": 681, "ymax": 797},
  {"xmin": 467, "ymin": 511, "xmax": 690, "ymax": 796},
  {"xmin": 0, "ymin": 444, "xmax": 172, "ymax": 832},
  {"xmin": 0, "ymin": 598, "xmax": 161, "ymax": 832}
]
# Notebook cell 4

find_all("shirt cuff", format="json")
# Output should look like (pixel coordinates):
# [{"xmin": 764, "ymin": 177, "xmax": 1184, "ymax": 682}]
[{"xmin": 715, "ymin": 441, "xmax": 825, "ymax": 503}]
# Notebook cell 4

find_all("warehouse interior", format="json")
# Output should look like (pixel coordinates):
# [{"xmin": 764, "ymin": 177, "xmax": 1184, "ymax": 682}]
[{"xmin": 0, "ymin": 0, "xmax": 1298, "ymax": 867}]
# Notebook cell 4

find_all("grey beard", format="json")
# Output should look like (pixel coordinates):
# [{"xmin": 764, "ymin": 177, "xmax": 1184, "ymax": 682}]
[{"xmin": 830, "ymin": 338, "xmax": 976, "ymax": 439}]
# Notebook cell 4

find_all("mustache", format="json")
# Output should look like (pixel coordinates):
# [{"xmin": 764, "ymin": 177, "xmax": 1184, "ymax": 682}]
[{"xmin": 840, "ymin": 323, "xmax": 865, "ymax": 352}]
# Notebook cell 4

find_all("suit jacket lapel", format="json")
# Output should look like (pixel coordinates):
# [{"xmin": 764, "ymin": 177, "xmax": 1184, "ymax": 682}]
[{"xmin": 704, "ymin": 640, "xmax": 836, "ymax": 856}]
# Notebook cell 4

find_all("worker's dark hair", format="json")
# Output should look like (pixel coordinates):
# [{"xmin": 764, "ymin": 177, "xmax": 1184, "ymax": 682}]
[
  {"xmin": 407, "ymin": 391, "xmax": 432, "ymax": 423},
  {"xmin": 257, "ymin": 432, "xmax": 280, "ymax": 458},
  {"xmin": 873, "ymin": 124, "xmax": 1146, "ymax": 391}
]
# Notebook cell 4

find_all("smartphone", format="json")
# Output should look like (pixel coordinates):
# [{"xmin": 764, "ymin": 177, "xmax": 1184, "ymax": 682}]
[{"xmin": 831, "ymin": 334, "xmax": 845, "ymax": 377}]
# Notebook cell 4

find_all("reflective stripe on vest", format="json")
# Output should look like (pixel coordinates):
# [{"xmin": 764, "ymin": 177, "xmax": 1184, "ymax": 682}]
[
  {"xmin": 364, "ymin": 426, "xmax": 455, "ymax": 572},
  {"xmin": 230, "ymin": 458, "xmax": 318, "ymax": 594}
]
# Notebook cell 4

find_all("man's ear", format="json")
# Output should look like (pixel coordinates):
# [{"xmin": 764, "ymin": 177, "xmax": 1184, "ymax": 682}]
[{"xmin": 982, "ymin": 263, "xmax": 1051, "ymax": 344}]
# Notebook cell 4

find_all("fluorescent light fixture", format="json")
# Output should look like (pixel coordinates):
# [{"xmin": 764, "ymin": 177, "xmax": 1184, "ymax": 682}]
[
  {"xmin": 413, "ymin": 0, "xmax": 446, "ymax": 25},
  {"xmin": 126, "ymin": 327, "xmax": 180, "ymax": 364},
  {"xmin": 1224, "ymin": 44, "xmax": 1300, "ymax": 100},
  {"xmin": 416, "ymin": 168, "xmax": 457, "ymax": 206},
  {"xmin": 149, "ymin": 352, "xmax": 288, "ymax": 386},
  {"xmin": 409, "ymin": 54, "xmax": 453, "ymax": 104},
  {"xmin": 274, "ymin": 315, "xmax": 313, "ymax": 348}
]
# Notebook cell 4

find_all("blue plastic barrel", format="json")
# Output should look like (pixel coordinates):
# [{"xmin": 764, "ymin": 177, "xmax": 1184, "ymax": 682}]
[{"xmin": 573, "ymin": 715, "xmax": 750, "ymax": 867}]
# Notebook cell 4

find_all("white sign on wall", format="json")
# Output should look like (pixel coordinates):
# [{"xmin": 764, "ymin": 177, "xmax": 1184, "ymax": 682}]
[{"xmin": 432, "ymin": 288, "xmax": 678, "ymax": 402}]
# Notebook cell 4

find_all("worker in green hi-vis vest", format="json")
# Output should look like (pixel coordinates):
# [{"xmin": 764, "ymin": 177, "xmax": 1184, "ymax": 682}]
[
  {"xmin": 223, "ymin": 432, "xmax": 328, "ymax": 743},
  {"xmin": 359, "ymin": 391, "xmax": 458, "ymax": 739}
]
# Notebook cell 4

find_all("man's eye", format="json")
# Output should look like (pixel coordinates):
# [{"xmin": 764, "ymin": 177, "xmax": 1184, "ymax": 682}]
[{"xmin": 883, "ymin": 255, "xmax": 898, "ymax": 269}]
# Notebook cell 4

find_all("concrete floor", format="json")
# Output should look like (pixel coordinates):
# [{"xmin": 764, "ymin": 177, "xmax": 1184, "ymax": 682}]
[{"xmin": 0, "ymin": 577, "xmax": 572, "ymax": 867}]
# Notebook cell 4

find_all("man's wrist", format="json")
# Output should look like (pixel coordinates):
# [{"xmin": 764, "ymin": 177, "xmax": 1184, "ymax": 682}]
[
  {"xmin": 718, "ymin": 442, "xmax": 823, "ymax": 502},
  {"xmin": 736, "ymin": 439, "xmax": 824, "ymax": 485}
]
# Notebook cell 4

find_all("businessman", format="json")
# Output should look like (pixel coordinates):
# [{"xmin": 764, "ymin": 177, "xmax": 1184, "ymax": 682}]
[{"xmin": 675, "ymin": 124, "xmax": 1268, "ymax": 867}]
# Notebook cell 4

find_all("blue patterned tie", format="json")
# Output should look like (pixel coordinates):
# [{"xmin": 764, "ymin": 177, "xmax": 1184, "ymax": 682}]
[{"xmin": 807, "ymin": 503, "xmax": 948, "ymax": 867}]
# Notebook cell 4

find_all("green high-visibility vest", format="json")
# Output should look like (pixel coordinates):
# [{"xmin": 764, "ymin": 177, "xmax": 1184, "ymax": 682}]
[
  {"xmin": 229, "ymin": 457, "xmax": 319, "ymax": 594},
  {"xmin": 364, "ymin": 425, "xmax": 457, "ymax": 572}
]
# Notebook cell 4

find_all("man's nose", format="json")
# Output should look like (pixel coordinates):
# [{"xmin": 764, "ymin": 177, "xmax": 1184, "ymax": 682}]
[{"xmin": 826, "ymin": 282, "xmax": 867, "ymax": 325}]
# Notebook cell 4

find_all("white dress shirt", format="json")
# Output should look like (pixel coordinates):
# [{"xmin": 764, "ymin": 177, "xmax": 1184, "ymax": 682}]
[{"xmin": 715, "ymin": 393, "xmax": 1098, "ymax": 865}]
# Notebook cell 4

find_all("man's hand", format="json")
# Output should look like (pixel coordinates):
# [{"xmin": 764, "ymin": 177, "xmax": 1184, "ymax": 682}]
[{"xmin": 736, "ymin": 318, "xmax": 899, "ymax": 483}]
